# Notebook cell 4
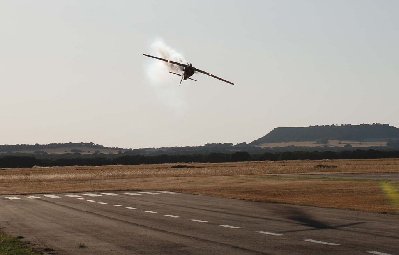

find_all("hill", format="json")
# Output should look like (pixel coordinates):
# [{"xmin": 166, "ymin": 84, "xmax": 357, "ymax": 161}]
[
  {"xmin": 251, "ymin": 124, "xmax": 399, "ymax": 148},
  {"xmin": 0, "ymin": 142, "xmax": 129, "ymax": 155}
]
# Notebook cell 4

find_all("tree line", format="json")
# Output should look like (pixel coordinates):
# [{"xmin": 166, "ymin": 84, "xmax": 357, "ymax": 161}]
[{"xmin": 1, "ymin": 150, "xmax": 399, "ymax": 168}]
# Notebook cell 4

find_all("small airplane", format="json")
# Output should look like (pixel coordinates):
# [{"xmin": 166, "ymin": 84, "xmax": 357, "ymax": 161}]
[{"xmin": 143, "ymin": 53, "xmax": 234, "ymax": 85}]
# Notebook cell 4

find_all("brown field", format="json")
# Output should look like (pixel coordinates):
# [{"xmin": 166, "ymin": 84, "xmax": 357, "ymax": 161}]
[{"xmin": 1, "ymin": 159, "xmax": 399, "ymax": 214}]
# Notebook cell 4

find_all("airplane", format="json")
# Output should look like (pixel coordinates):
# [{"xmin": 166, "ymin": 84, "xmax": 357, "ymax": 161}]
[{"xmin": 143, "ymin": 53, "xmax": 234, "ymax": 85}]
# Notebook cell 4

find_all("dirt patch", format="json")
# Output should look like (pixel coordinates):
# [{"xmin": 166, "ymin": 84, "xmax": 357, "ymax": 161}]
[
  {"xmin": 314, "ymin": 164, "xmax": 338, "ymax": 169},
  {"xmin": 170, "ymin": 164, "xmax": 203, "ymax": 169}
]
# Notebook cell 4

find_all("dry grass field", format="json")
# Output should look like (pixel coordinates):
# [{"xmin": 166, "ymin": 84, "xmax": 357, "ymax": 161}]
[{"xmin": 1, "ymin": 159, "xmax": 399, "ymax": 214}]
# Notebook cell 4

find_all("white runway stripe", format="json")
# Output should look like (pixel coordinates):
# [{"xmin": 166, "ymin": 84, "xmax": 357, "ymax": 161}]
[
  {"xmin": 124, "ymin": 192, "xmax": 142, "ymax": 196},
  {"xmin": 98, "ymin": 202, "xmax": 108, "ymax": 205},
  {"xmin": 367, "ymin": 251, "xmax": 392, "ymax": 255},
  {"xmin": 219, "ymin": 225, "xmax": 241, "ymax": 229},
  {"xmin": 65, "ymin": 194, "xmax": 82, "ymax": 198},
  {"xmin": 86, "ymin": 200, "xmax": 96, "ymax": 203},
  {"xmin": 257, "ymin": 231, "xmax": 283, "ymax": 236},
  {"xmin": 144, "ymin": 210, "xmax": 158, "ymax": 214},
  {"xmin": 5, "ymin": 196, "xmax": 20, "ymax": 200},
  {"xmin": 101, "ymin": 193, "xmax": 118, "ymax": 196},
  {"xmin": 191, "ymin": 219, "xmax": 208, "ymax": 223},
  {"xmin": 138, "ymin": 192, "xmax": 160, "ymax": 195},
  {"xmin": 158, "ymin": 191, "xmax": 177, "ymax": 194},
  {"xmin": 77, "ymin": 197, "xmax": 85, "ymax": 200},
  {"xmin": 126, "ymin": 207, "xmax": 136, "ymax": 210},
  {"xmin": 82, "ymin": 193, "xmax": 102, "ymax": 197},
  {"xmin": 43, "ymin": 195, "xmax": 60, "ymax": 199},
  {"xmin": 113, "ymin": 204, "xmax": 122, "ymax": 207},
  {"xmin": 164, "ymin": 215, "xmax": 180, "ymax": 218},
  {"xmin": 304, "ymin": 239, "xmax": 340, "ymax": 246},
  {"xmin": 27, "ymin": 196, "xmax": 41, "ymax": 199}
]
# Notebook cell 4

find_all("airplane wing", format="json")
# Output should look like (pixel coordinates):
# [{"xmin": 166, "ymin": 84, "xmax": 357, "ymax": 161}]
[
  {"xmin": 194, "ymin": 68, "xmax": 235, "ymax": 85},
  {"xmin": 143, "ymin": 54, "xmax": 187, "ymax": 68}
]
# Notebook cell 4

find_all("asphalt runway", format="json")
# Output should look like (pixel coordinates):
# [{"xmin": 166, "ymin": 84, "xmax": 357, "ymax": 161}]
[{"xmin": 0, "ymin": 191, "xmax": 398, "ymax": 255}]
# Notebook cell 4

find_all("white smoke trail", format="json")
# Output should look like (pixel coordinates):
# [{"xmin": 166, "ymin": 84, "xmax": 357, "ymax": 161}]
[
  {"xmin": 146, "ymin": 39, "xmax": 187, "ymax": 82},
  {"xmin": 145, "ymin": 39, "xmax": 188, "ymax": 113}
]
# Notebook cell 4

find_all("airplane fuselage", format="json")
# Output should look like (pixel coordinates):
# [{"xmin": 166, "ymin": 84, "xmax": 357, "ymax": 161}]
[
  {"xmin": 143, "ymin": 53, "xmax": 234, "ymax": 85},
  {"xmin": 183, "ymin": 64, "xmax": 195, "ymax": 80}
]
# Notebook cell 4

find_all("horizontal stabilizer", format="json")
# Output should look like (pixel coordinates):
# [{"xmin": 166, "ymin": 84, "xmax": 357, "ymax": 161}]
[{"xmin": 169, "ymin": 72, "xmax": 197, "ymax": 82}]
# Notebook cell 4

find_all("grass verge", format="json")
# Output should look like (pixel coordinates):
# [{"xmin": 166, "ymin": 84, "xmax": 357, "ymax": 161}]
[{"xmin": 0, "ymin": 232, "xmax": 41, "ymax": 255}]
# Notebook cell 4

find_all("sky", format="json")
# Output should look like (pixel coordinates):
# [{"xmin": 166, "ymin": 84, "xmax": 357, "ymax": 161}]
[{"xmin": 0, "ymin": 0, "xmax": 398, "ymax": 148}]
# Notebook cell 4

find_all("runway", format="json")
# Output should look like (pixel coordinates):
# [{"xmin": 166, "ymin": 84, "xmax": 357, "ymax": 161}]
[{"xmin": 0, "ymin": 191, "xmax": 398, "ymax": 255}]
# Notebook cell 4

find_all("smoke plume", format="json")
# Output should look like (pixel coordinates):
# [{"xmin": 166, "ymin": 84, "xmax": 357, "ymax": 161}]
[
  {"xmin": 144, "ymin": 39, "xmax": 187, "ymax": 113},
  {"xmin": 146, "ymin": 39, "xmax": 187, "ymax": 83}
]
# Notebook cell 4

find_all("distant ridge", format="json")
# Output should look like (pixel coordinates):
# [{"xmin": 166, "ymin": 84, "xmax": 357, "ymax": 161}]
[
  {"xmin": 251, "ymin": 124, "xmax": 399, "ymax": 145},
  {"xmin": 2, "ymin": 124, "xmax": 399, "ymax": 155},
  {"xmin": 0, "ymin": 142, "xmax": 128, "ymax": 155}
]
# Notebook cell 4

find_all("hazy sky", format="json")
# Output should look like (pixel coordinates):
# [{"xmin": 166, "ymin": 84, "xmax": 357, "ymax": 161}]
[{"xmin": 1, "ymin": 0, "xmax": 398, "ymax": 148}]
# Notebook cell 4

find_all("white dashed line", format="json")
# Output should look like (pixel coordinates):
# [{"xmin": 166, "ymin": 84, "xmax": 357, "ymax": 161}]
[
  {"xmin": 158, "ymin": 191, "xmax": 177, "ymax": 194},
  {"xmin": 5, "ymin": 196, "xmax": 20, "ymax": 200},
  {"xmin": 164, "ymin": 215, "xmax": 180, "ymax": 218},
  {"xmin": 138, "ymin": 192, "xmax": 160, "ymax": 195},
  {"xmin": 257, "ymin": 231, "xmax": 283, "ymax": 236},
  {"xmin": 101, "ymin": 193, "xmax": 118, "ymax": 196},
  {"xmin": 304, "ymin": 239, "xmax": 340, "ymax": 246},
  {"xmin": 219, "ymin": 225, "xmax": 241, "ymax": 229},
  {"xmin": 191, "ymin": 219, "xmax": 208, "ymax": 223},
  {"xmin": 43, "ymin": 195, "xmax": 60, "ymax": 199},
  {"xmin": 144, "ymin": 210, "xmax": 158, "ymax": 214},
  {"xmin": 124, "ymin": 192, "xmax": 142, "ymax": 196},
  {"xmin": 367, "ymin": 251, "xmax": 392, "ymax": 255},
  {"xmin": 82, "ymin": 193, "xmax": 102, "ymax": 197},
  {"xmin": 27, "ymin": 196, "xmax": 41, "ymax": 199},
  {"xmin": 4, "ymin": 190, "xmax": 391, "ymax": 255},
  {"xmin": 65, "ymin": 194, "xmax": 82, "ymax": 198}
]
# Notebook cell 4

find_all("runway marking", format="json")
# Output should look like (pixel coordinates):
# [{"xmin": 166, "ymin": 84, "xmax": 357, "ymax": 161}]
[
  {"xmin": 124, "ymin": 192, "xmax": 142, "ymax": 196},
  {"xmin": 86, "ymin": 200, "xmax": 96, "ymax": 203},
  {"xmin": 82, "ymin": 193, "xmax": 102, "ymax": 197},
  {"xmin": 191, "ymin": 219, "xmax": 208, "ymax": 223},
  {"xmin": 164, "ymin": 214, "xmax": 180, "ymax": 218},
  {"xmin": 77, "ymin": 197, "xmax": 85, "ymax": 200},
  {"xmin": 98, "ymin": 202, "xmax": 108, "ymax": 205},
  {"xmin": 304, "ymin": 239, "xmax": 340, "ymax": 246},
  {"xmin": 138, "ymin": 192, "xmax": 160, "ymax": 195},
  {"xmin": 5, "ymin": 196, "xmax": 20, "ymax": 200},
  {"xmin": 113, "ymin": 204, "xmax": 122, "ymax": 207},
  {"xmin": 101, "ymin": 193, "xmax": 118, "ymax": 196},
  {"xmin": 158, "ymin": 191, "xmax": 177, "ymax": 194},
  {"xmin": 27, "ymin": 196, "xmax": 41, "ymax": 199},
  {"xmin": 144, "ymin": 210, "xmax": 158, "ymax": 214},
  {"xmin": 219, "ymin": 225, "xmax": 241, "ymax": 229},
  {"xmin": 367, "ymin": 251, "xmax": 392, "ymax": 255},
  {"xmin": 65, "ymin": 194, "xmax": 82, "ymax": 198},
  {"xmin": 43, "ymin": 195, "xmax": 60, "ymax": 199},
  {"xmin": 257, "ymin": 231, "xmax": 283, "ymax": 236},
  {"xmin": 126, "ymin": 207, "xmax": 136, "ymax": 210}
]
